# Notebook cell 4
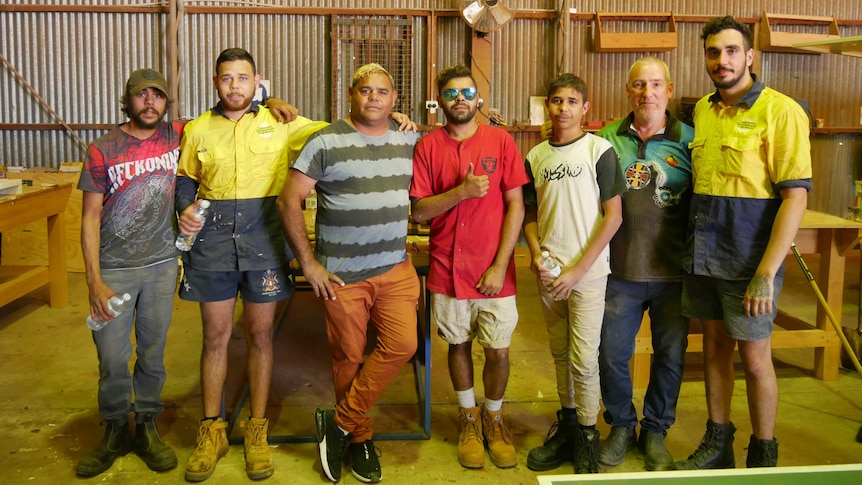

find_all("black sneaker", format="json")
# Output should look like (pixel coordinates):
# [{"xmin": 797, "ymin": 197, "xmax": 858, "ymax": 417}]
[
  {"xmin": 351, "ymin": 440, "xmax": 382, "ymax": 483},
  {"xmin": 315, "ymin": 408, "xmax": 351, "ymax": 482}
]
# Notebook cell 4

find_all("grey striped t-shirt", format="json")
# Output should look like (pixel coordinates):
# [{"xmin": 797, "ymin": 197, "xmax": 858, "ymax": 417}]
[{"xmin": 291, "ymin": 119, "xmax": 419, "ymax": 284}]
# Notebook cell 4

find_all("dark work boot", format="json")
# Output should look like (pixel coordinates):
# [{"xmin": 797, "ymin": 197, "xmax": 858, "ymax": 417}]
[
  {"xmin": 76, "ymin": 419, "xmax": 134, "ymax": 477},
  {"xmin": 674, "ymin": 420, "xmax": 736, "ymax": 470},
  {"xmin": 527, "ymin": 408, "xmax": 577, "ymax": 471},
  {"xmin": 572, "ymin": 427, "xmax": 600, "ymax": 474},
  {"xmin": 135, "ymin": 413, "xmax": 178, "ymax": 472},
  {"xmin": 639, "ymin": 430, "xmax": 674, "ymax": 471},
  {"xmin": 745, "ymin": 435, "xmax": 778, "ymax": 468},
  {"xmin": 597, "ymin": 426, "xmax": 635, "ymax": 466}
]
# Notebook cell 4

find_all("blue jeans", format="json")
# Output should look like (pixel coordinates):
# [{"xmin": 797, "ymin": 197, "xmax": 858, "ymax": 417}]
[
  {"xmin": 599, "ymin": 276, "xmax": 688, "ymax": 434},
  {"xmin": 92, "ymin": 259, "xmax": 178, "ymax": 422}
]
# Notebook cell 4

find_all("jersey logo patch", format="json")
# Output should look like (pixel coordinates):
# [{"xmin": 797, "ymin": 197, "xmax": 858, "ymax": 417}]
[
  {"xmin": 664, "ymin": 155, "xmax": 679, "ymax": 167},
  {"xmin": 625, "ymin": 161, "xmax": 651, "ymax": 189},
  {"xmin": 481, "ymin": 157, "xmax": 498, "ymax": 174}
]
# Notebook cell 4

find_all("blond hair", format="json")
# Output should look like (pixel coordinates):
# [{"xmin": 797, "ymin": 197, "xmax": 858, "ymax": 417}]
[
  {"xmin": 351, "ymin": 63, "xmax": 395, "ymax": 88},
  {"xmin": 627, "ymin": 56, "xmax": 672, "ymax": 85}
]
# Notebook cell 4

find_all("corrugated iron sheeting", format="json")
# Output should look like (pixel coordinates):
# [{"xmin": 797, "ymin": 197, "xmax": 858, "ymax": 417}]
[
  {"xmin": 434, "ymin": 16, "xmax": 472, "ymax": 81},
  {"xmin": 579, "ymin": 0, "xmax": 862, "ymax": 19},
  {"xmin": 1, "ymin": 10, "xmax": 166, "ymax": 166},
  {"xmin": 173, "ymin": 1, "xmax": 549, "ymax": 8},
  {"xmin": 1, "ymin": 130, "xmax": 106, "ymax": 166},
  {"xmin": 490, "ymin": 18, "xmax": 553, "ymax": 125},
  {"xmin": 178, "ymin": 14, "xmax": 426, "ymax": 122},
  {"xmin": 3, "ymin": 0, "xmax": 862, "ymax": 218},
  {"xmin": 178, "ymin": 14, "xmax": 333, "ymax": 121}
]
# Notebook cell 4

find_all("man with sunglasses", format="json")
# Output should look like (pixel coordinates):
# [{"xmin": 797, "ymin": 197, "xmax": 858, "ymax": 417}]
[{"xmin": 410, "ymin": 64, "xmax": 528, "ymax": 469}]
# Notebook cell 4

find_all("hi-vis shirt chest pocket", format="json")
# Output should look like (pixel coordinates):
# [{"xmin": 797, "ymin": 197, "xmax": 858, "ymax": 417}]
[
  {"xmin": 198, "ymin": 146, "xmax": 234, "ymax": 191},
  {"xmin": 250, "ymin": 141, "xmax": 286, "ymax": 179},
  {"xmin": 690, "ymin": 133, "xmax": 768, "ymax": 197},
  {"xmin": 719, "ymin": 134, "xmax": 762, "ymax": 178}
]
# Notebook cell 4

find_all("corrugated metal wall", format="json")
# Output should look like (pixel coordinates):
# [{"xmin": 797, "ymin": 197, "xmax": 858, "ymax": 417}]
[
  {"xmin": 178, "ymin": 14, "xmax": 333, "ymax": 120},
  {"xmin": 2, "ymin": 0, "xmax": 862, "ymax": 214},
  {"xmin": 1, "ymin": 7, "xmax": 167, "ymax": 164}
]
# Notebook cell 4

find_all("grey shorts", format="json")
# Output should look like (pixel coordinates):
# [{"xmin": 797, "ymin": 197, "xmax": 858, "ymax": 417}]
[
  {"xmin": 681, "ymin": 273, "xmax": 783, "ymax": 341},
  {"xmin": 179, "ymin": 264, "xmax": 294, "ymax": 303}
]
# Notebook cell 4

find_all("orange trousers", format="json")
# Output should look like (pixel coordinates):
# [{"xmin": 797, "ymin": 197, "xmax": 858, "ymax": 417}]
[{"xmin": 322, "ymin": 259, "xmax": 420, "ymax": 442}]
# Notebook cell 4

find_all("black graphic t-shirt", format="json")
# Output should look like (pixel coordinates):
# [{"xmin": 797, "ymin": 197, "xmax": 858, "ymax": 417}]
[{"xmin": 78, "ymin": 120, "xmax": 186, "ymax": 269}]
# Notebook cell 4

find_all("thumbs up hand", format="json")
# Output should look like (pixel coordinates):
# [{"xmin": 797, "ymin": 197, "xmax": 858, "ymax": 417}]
[{"xmin": 461, "ymin": 162, "xmax": 489, "ymax": 199}]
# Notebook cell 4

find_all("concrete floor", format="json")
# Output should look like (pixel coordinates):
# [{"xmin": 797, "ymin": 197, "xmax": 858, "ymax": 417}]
[{"xmin": 1, "ymin": 251, "xmax": 861, "ymax": 484}]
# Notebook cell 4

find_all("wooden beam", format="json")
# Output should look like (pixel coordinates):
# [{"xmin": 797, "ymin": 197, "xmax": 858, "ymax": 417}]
[
  {"xmin": 0, "ymin": 5, "xmax": 165, "ymax": 13},
  {"xmin": 168, "ymin": 0, "xmax": 179, "ymax": 120},
  {"xmin": 0, "ymin": 124, "xmax": 115, "ymax": 131},
  {"xmin": 470, "ymin": 32, "xmax": 492, "ymax": 124}
]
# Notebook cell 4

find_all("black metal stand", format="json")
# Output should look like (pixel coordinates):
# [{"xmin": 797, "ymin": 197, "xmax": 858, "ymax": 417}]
[{"xmin": 223, "ymin": 266, "xmax": 432, "ymax": 444}]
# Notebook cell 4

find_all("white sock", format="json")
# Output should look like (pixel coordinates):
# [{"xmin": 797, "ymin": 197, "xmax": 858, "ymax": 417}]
[
  {"xmin": 456, "ymin": 388, "xmax": 476, "ymax": 409},
  {"xmin": 484, "ymin": 397, "xmax": 503, "ymax": 412}
]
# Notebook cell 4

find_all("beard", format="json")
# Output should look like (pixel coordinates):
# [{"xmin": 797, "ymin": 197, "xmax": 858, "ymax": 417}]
[
  {"xmin": 443, "ymin": 102, "xmax": 477, "ymax": 125},
  {"xmin": 129, "ymin": 108, "xmax": 164, "ymax": 130},
  {"xmin": 220, "ymin": 93, "xmax": 253, "ymax": 113},
  {"xmin": 711, "ymin": 68, "xmax": 746, "ymax": 90}
]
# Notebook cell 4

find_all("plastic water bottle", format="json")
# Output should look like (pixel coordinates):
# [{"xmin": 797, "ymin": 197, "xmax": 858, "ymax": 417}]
[
  {"xmin": 86, "ymin": 293, "xmax": 132, "ymax": 331},
  {"xmin": 540, "ymin": 251, "xmax": 561, "ymax": 277},
  {"xmin": 175, "ymin": 200, "xmax": 211, "ymax": 251}
]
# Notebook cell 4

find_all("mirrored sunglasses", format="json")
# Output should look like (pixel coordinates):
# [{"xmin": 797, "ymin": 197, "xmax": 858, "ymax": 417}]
[{"xmin": 441, "ymin": 87, "xmax": 478, "ymax": 101}]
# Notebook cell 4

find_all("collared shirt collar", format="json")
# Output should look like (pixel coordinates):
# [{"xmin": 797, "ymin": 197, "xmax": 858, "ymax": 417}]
[
  {"xmin": 614, "ymin": 110, "xmax": 683, "ymax": 142},
  {"xmin": 707, "ymin": 73, "xmax": 765, "ymax": 108},
  {"xmin": 212, "ymin": 100, "xmax": 261, "ymax": 120}
]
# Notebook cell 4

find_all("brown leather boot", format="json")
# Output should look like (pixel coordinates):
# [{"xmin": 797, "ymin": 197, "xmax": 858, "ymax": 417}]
[
  {"xmin": 457, "ymin": 407, "xmax": 485, "ymax": 468},
  {"xmin": 481, "ymin": 406, "xmax": 517, "ymax": 468},
  {"xmin": 243, "ymin": 417, "xmax": 274, "ymax": 480},
  {"xmin": 185, "ymin": 418, "xmax": 229, "ymax": 482}
]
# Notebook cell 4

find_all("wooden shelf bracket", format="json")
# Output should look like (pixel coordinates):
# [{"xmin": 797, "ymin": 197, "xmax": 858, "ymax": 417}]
[
  {"xmin": 761, "ymin": 12, "xmax": 840, "ymax": 54},
  {"xmin": 594, "ymin": 12, "xmax": 677, "ymax": 53}
]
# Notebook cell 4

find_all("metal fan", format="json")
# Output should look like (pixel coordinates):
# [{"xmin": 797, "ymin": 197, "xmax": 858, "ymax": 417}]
[{"xmin": 460, "ymin": 0, "xmax": 514, "ymax": 33}]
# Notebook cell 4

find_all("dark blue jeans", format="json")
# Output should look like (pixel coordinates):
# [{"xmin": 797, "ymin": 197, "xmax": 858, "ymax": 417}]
[{"xmin": 599, "ymin": 276, "xmax": 688, "ymax": 434}]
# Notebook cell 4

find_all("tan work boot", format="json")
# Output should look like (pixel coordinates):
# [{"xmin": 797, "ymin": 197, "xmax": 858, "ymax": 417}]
[
  {"xmin": 243, "ymin": 417, "xmax": 274, "ymax": 480},
  {"xmin": 185, "ymin": 418, "xmax": 229, "ymax": 482},
  {"xmin": 482, "ymin": 406, "xmax": 517, "ymax": 468},
  {"xmin": 458, "ymin": 407, "xmax": 485, "ymax": 468}
]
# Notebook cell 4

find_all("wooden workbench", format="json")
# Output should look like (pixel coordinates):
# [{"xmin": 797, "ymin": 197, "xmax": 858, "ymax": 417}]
[
  {"xmin": 0, "ymin": 183, "xmax": 73, "ymax": 308},
  {"xmin": 632, "ymin": 210, "xmax": 862, "ymax": 388}
]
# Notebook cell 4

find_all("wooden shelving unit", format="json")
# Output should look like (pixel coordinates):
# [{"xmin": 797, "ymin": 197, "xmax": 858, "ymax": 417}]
[
  {"xmin": 594, "ymin": 12, "xmax": 677, "ymax": 53},
  {"xmin": 761, "ymin": 12, "xmax": 840, "ymax": 54},
  {"xmin": 813, "ymin": 127, "xmax": 862, "ymax": 134},
  {"xmin": 792, "ymin": 35, "xmax": 862, "ymax": 58}
]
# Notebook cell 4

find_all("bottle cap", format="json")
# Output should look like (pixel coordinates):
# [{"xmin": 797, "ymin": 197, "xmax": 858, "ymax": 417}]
[
  {"xmin": 121, "ymin": 293, "xmax": 131, "ymax": 301},
  {"xmin": 199, "ymin": 200, "xmax": 211, "ymax": 209},
  {"xmin": 541, "ymin": 250, "xmax": 550, "ymax": 258}
]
